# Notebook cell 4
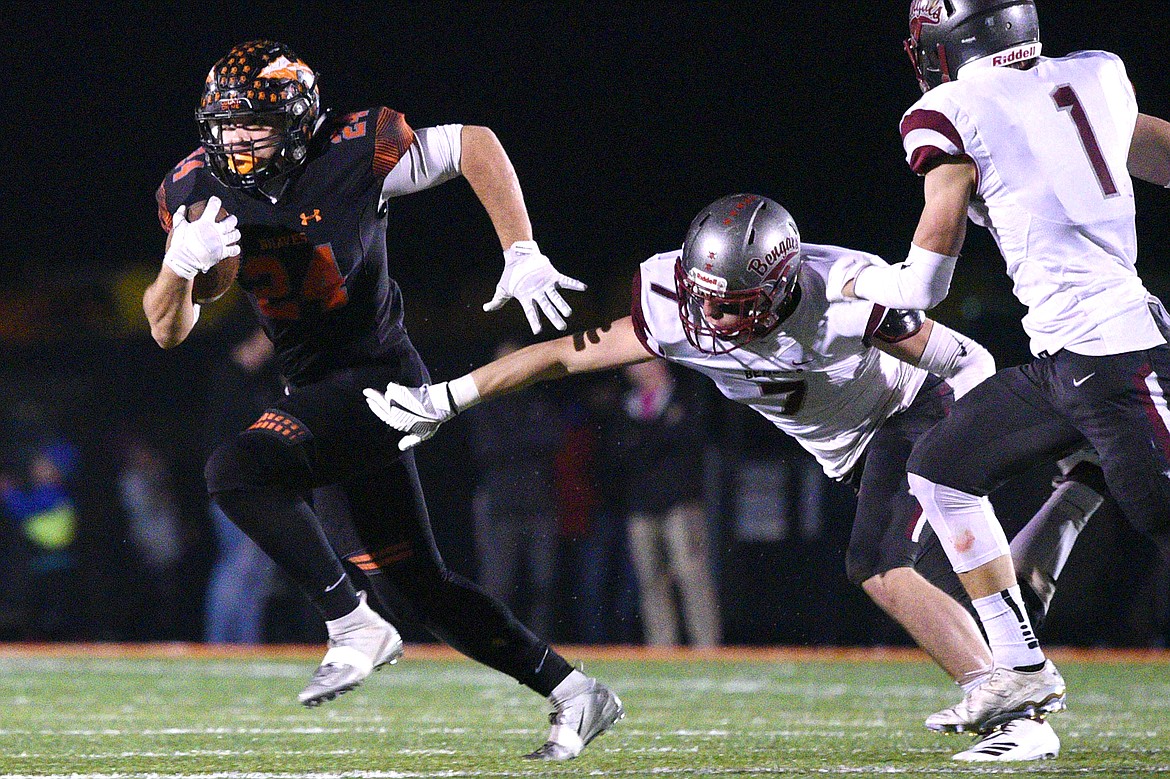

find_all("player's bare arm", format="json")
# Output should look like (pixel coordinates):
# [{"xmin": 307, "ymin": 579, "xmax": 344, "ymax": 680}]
[
  {"xmin": 364, "ymin": 316, "xmax": 651, "ymax": 449},
  {"xmin": 460, "ymin": 125, "xmax": 533, "ymax": 248},
  {"xmin": 835, "ymin": 159, "xmax": 975, "ymax": 308},
  {"xmin": 873, "ymin": 316, "xmax": 995, "ymax": 399},
  {"xmin": 143, "ymin": 264, "xmax": 199, "ymax": 349},
  {"xmin": 143, "ymin": 195, "xmax": 241, "ymax": 348},
  {"xmin": 912, "ymin": 159, "xmax": 977, "ymax": 257},
  {"xmin": 461, "ymin": 125, "xmax": 588, "ymax": 334},
  {"xmin": 471, "ymin": 316, "xmax": 652, "ymax": 399},
  {"xmin": 1129, "ymin": 113, "xmax": 1170, "ymax": 186}
]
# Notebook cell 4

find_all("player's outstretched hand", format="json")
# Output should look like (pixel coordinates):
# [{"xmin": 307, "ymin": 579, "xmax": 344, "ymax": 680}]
[
  {"xmin": 164, "ymin": 196, "xmax": 241, "ymax": 280},
  {"xmin": 363, "ymin": 382, "xmax": 456, "ymax": 451},
  {"xmin": 484, "ymin": 240, "xmax": 587, "ymax": 334}
]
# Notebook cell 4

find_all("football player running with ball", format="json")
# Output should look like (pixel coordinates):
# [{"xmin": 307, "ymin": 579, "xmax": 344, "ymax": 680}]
[
  {"xmin": 143, "ymin": 40, "xmax": 621, "ymax": 760},
  {"xmin": 830, "ymin": 0, "xmax": 1170, "ymax": 761},
  {"xmin": 366, "ymin": 193, "xmax": 1097, "ymax": 762}
]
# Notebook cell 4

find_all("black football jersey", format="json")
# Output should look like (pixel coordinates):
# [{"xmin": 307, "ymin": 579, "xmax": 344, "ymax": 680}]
[{"xmin": 157, "ymin": 107, "xmax": 417, "ymax": 386}]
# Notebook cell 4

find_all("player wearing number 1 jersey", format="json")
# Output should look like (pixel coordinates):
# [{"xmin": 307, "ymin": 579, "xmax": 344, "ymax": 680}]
[
  {"xmin": 830, "ymin": 0, "xmax": 1170, "ymax": 757},
  {"xmin": 142, "ymin": 41, "xmax": 620, "ymax": 761}
]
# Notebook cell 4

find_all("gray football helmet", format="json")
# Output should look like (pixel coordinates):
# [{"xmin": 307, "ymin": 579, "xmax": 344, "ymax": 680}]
[
  {"xmin": 675, "ymin": 194, "xmax": 802, "ymax": 354},
  {"xmin": 905, "ymin": 0, "xmax": 1041, "ymax": 92}
]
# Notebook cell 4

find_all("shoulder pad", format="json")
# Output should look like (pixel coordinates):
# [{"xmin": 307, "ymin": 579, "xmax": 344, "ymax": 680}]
[
  {"xmin": 326, "ymin": 107, "xmax": 416, "ymax": 178},
  {"xmin": 865, "ymin": 306, "xmax": 924, "ymax": 345}
]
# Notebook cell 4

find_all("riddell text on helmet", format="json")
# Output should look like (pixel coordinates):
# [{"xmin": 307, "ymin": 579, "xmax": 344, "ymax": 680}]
[{"xmin": 992, "ymin": 43, "xmax": 1040, "ymax": 67}]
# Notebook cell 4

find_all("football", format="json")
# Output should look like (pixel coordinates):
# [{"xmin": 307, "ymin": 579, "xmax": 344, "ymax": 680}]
[{"xmin": 168, "ymin": 199, "xmax": 241, "ymax": 303}]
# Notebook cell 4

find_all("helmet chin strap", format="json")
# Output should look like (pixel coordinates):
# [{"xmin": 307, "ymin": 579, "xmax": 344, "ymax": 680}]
[{"xmin": 751, "ymin": 282, "xmax": 803, "ymax": 339}]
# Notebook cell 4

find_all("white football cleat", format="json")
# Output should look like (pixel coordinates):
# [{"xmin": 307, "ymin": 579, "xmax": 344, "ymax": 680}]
[
  {"xmin": 524, "ymin": 675, "xmax": 624, "ymax": 760},
  {"xmin": 926, "ymin": 660, "xmax": 1066, "ymax": 734},
  {"xmin": 952, "ymin": 717, "xmax": 1060, "ymax": 761},
  {"xmin": 298, "ymin": 591, "xmax": 403, "ymax": 707}
]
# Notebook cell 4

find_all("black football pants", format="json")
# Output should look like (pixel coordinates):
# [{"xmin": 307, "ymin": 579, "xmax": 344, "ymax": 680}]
[
  {"xmin": 206, "ymin": 358, "xmax": 572, "ymax": 696},
  {"xmin": 846, "ymin": 375, "xmax": 966, "ymax": 602},
  {"xmin": 908, "ymin": 346, "xmax": 1170, "ymax": 561}
]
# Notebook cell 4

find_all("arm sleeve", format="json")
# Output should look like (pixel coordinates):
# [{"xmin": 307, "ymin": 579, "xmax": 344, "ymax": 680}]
[
  {"xmin": 379, "ymin": 124, "xmax": 464, "ymax": 203},
  {"xmin": 851, "ymin": 244, "xmax": 957, "ymax": 311},
  {"xmin": 916, "ymin": 321, "xmax": 995, "ymax": 400}
]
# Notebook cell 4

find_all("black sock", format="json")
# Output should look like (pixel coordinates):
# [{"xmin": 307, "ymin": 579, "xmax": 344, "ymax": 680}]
[{"xmin": 525, "ymin": 646, "xmax": 575, "ymax": 697}]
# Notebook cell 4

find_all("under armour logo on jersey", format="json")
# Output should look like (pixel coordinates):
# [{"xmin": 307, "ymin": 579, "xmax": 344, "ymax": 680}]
[{"xmin": 300, "ymin": 209, "xmax": 322, "ymax": 225}]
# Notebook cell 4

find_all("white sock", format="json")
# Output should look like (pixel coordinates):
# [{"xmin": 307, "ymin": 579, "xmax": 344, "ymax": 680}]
[
  {"xmin": 325, "ymin": 591, "xmax": 375, "ymax": 636},
  {"xmin": 972, "ymin": 586, "xmax": 1045, "ymax": 670},
  {"xmin": 550, "ymin": 669, "xmax": 591, "ymax": 702}
]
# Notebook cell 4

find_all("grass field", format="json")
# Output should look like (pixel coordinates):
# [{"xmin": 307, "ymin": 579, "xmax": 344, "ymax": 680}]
[{"xmin": 0, "ymin": 645, "xmax": 1165, "ymax": 777}]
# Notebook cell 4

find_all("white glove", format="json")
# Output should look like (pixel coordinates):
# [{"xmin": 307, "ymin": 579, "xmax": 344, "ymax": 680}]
[
  {"xmin": 163, "ymin": 196, "xmax": 241, "ymax": 280},
  {"xmin": 364, "ymin": 382, "xmax": 457, "ymax": 451},
  {"xmin": 483, "ymin": 240, "xmax": 587, "ymax": 334},
  {"xmin": 825, "ymin": 255, "xmax": 875, "ymax": 303}
]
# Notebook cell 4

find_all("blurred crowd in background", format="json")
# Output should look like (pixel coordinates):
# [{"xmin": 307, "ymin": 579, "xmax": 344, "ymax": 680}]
[{"xmin": 1, "ymin": 280, "xmax": 1167, "ymax": 650}]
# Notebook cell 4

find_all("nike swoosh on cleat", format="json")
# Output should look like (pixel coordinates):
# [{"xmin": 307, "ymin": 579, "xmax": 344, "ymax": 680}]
[{"xmin": 1072, "ymin": 372, "xmax": 1096, "ymax": 387}]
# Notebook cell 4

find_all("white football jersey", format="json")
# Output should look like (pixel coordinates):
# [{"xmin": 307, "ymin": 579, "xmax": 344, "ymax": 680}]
[
  {"xmin": 632, "ymin": 246, "xmax": 928, "ymax": 478},
  {"xmin": 901, "ymin": 51, "xmax": 1164, "ymax": 358}
]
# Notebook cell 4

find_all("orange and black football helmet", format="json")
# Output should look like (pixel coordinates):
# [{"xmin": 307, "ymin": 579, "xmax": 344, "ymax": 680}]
[{"xmin": 196, "ymin": 40, "xmax": 321, "ymax": 199}]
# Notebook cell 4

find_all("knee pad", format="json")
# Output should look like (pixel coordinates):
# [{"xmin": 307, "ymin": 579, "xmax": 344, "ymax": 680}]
[
  {"xmin": 907, "ymin": 473, "xmax": 1009, "ymax": 574},
  {"xmin": 205, "ymin": 424, "xmax": 313, "ymax": 494}
]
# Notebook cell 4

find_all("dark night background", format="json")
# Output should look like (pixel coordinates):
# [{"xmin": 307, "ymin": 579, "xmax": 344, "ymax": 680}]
[{"xmin": 1, "ymin": 3, "xmax": 1168, "ymax": 646}]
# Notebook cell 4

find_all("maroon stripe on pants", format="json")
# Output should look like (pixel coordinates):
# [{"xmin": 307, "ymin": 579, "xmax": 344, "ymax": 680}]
[{"xmin": 1134, "ymin": 361, "xmax": 1170, "ymax": 463}]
